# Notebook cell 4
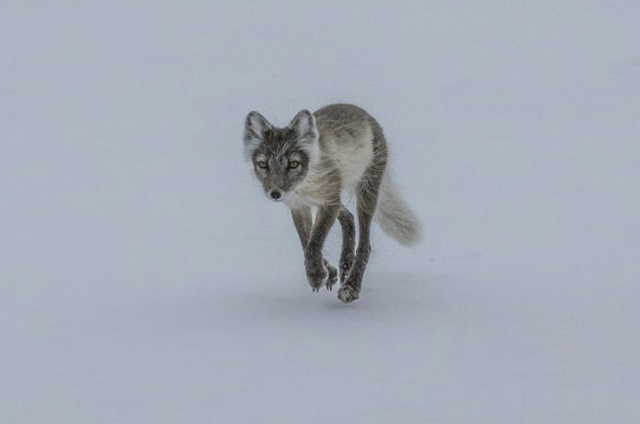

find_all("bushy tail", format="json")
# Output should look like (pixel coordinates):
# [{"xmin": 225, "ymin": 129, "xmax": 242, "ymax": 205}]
[{"xmin": 375, "ymin": 172, "xmax": 422, "ymax": 246}]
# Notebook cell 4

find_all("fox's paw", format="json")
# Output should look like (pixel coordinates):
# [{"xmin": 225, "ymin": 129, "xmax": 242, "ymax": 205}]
[
  {"xmin": 324, "ymin": 259, "xmax": 338, "ymax": 291},
  {"xmin": 337, "ymin": 285, "xmax": 359, "ymax": 303},
  {"xmin": 305, "ymin": 258, "xmax": 328, "ymax": 292}
]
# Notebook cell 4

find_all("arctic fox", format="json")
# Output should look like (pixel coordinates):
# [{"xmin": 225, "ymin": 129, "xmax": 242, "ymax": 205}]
[{"xmin": 243, "ymin": 104, "xmax": 420, "ymax": 303}]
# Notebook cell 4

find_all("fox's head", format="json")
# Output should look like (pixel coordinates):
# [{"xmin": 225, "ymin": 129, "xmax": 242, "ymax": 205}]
[{"xmin": 243, "ymin": 109, "xmax": 319, "ymax": 202}]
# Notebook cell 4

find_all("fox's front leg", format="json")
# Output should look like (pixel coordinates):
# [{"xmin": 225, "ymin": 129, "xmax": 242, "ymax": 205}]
[
  {"xmin": 291, "ymin": 206, "xmax": 337, "ymax": 290},
  {"xmin": 337, "ymin": 206, "xmax": 356, "ymax": 284},
  {"xmin": 305, "ymin": 204, "xmax": 339, "ymax": 291}
]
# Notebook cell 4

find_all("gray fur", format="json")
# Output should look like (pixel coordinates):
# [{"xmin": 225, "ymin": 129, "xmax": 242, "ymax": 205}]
[
  {"xmin": 337, "ymin": 206, "xmax": 355, "ymax": 283},
  {"xmin": 243, "ymin": 104, "xmax": 421, "ymax": 303}
]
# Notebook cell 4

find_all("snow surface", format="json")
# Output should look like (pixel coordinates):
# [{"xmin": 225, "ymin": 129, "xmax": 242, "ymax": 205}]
[{"xmin": 1, "ymin": 1, "xmax": 639, "ymax": 423}]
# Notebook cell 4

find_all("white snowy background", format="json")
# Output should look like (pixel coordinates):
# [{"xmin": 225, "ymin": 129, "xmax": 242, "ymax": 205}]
[{"xmin": 1, "ymin": 1, "xmax": 639, "ymax": 423}]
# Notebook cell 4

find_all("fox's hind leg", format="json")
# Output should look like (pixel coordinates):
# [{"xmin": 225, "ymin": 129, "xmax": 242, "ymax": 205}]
[
  {"xmin": 337, "ymin": 189, "xmax": 374, "ymax": 302},
  {"xmin": 291, "ymin": 206, "xmax": 338, "ymax": 290},
  {"xmin": 337, "ymin": 172, "xmax": 385, "ymax": 302},
  {"xmin": 337, "ymin": 205, "xmax": 355, "ymax": 284},
  {"xmin": 338, "ymin": 129, "xmax": 387, "ymax": 303}
]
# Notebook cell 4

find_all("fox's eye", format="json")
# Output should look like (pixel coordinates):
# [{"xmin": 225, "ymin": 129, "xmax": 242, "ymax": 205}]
[
  {"xmin": 289, "ymin": 161, "xmax": 299, "ymax": 169},
  {"xmin": 257, "ymin": 161, "xmax": 267, "ymax": 169}
]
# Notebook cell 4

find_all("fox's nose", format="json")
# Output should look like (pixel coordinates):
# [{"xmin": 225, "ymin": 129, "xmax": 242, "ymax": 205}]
[{"xmin": 269, "ymin": 190, "xmax": 282, "ymax": 200}]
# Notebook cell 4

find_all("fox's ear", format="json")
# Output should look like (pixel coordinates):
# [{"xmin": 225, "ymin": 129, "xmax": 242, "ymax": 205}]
[
  {"xmin": 289, "ymin": 110, "xmax": 319, "ymax": 161},
  {"xmin": 244, "ymin": 111, "xmax": 272, "ymax": 160}
]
